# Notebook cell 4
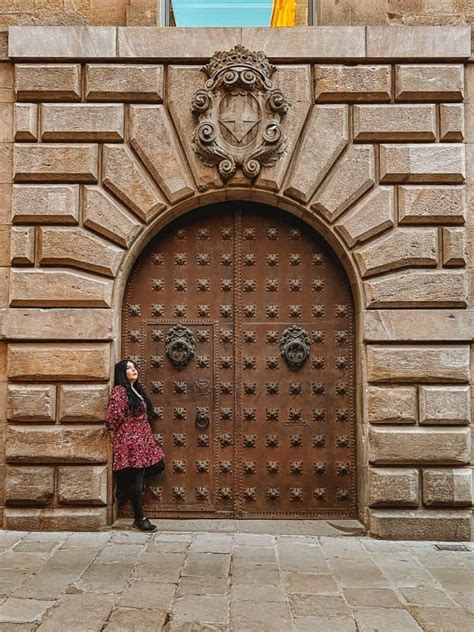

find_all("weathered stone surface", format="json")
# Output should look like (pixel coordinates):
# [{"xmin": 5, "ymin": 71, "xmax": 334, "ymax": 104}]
[
  {"xmin": 440, "ymin": 104, "xmax": 464, "ymax": 142},
  {"xmin": 419, "ymin": 385, "xmax": 471, "ymax": 425},
  {"xmin": 258, "ymin": 65, "xmax": 312, "ymax": 192},
  {"xmin": 167, "ymin": 66, "xmax": 221, "ymax": 191},
  {"xmin": 14, "ymin": 103, "xmax": 37, "ymax": 141},
  {"xmin": 104, "ymin": 607, "xmax": 167, "ymax": 631},
  {"xmin": 7, "ymin": 343, "xmax": 111, "ymax": 381},
  {"xmin": 39, "ymin": 227, "xmax": 124, "ymax": 278},
  {"xmin": 0, "ymin": 102, "xmax": 13, "ymax": 144},
  {"xmin": 365, "ymin": 270, "xmax": 468, "ymax": 308},
  {"xmin": 0, "ymin": 596, "xmax": 55, "ymax": 624},
  {"xmin": 11, "ymin": 226, "xmax": 34, "ymax": 265},
  {"xmin": 369, "ymin": 427, "xmax": 471, "ymax": 465},
  {"xmin": 380, "ymin": 144, "xmax": 465, "ymax": 184},
  {"xmin": 364, "ymin": 309, "xmax": 474, "ymax": 342},
  {"xmin": 409, "ymin": 606, "xmax": 474, "ymax": 632},
  {"xmin": 311, "ymin": 145, "xmax": 375, "ymax": 221},
  {"xmin": 3, "ymin": 507, "xmax": 107, "ymax": 531},
  {"xmin": 367, "ymin": 345, "xmax": 470, "ymax": 383},
  {"xmin": 102, "ymin": 144, "xmax": 166, "ymax": 222},
  {"xmin": 355, "ymin": 227, "xmax": 437, "ymax": 277},
  {"xmin": 354, "ymin": 104, "xmax": 436, "ymax": 142},
  {"xmin": 12, "ymin": 184, "xmax": 79, "ymax": 224},
  {"xmin": 442, "ymin": 227, "xmax": 466, "ymax": 267},
  {"xmin": 129, "ymin": 105, "xmax": 194, "ymax": 203},
  {"xmin": 10, "ymin": 269, "xmax": 113, "ymax": 307},
  {"xmin": 85, "ymin": 64, "xmax": 164, "ymax": 101},
  {"xmin": 9, "ymin": 27, "xmax": 116, "ymax": 59},
  {"xmin": 422, "ymin": 468, "xmax": 472, "ymax": 507},
  {"xmin": 398, "ymin": 185, "xmax": 466, "ymax": 224},
  {"xmin": 7, "ymin": 384, "xmax": 56, "ymax": 422},
  {"xmin": 2, "ymin": 308, "xmax": 114, "ymax": 341},
  {"xmin": 58, "ymin": 384, "xmax": 109, "ymax": 422},
  {"xmin": 14, "ymin": 144, "xmax": 98, "ymax": 183},
  {"xmin": 82, "ymin": 186, "xmax": 142, "ymax": 248},
  {"xmin": 368, "ymin": 509, "xmax": 471, "ymax": 542},
  {"xmin": 335, "ymin": 186, "xmax": 394, "ymax": 247},
  {"xmin": 314, "ymin": 65, "xmax": 391, "ymax": 102},
  {"xmin": 15, "ymin": 64, "xmax": 81, "ymax": 101},
  {"xmin": 6, "ymin": 425, "xmax": 108, "ymax": 464},
  {"xmin": 367, "ymin": 386, "xmax": 417, "ymax": 424},
  {"xmin": 58, "ymin": 465, "xmax": 107, "ymax": 505},
  {"xmin": 395, "ymin": 64, "xmax": 464, "ymax": 101},
  {"xmin": 368, "ymin": 468, "xmax": 419, "ymax": 508},
  {"xmin": 41, "ymin": 104, "xmax": 124, "ymax": 142},
  {"xmin": 36, "ymin": 593, "xmax": 115, "ymax": 629},
  {"xmin": 0, "ymin": 61, "xmax": 14, "ymax": 102},
  {"xmin": 5, "ymin": 466, "xmax": 54, "ymax": 505},
  {"xmin": 0, "ymin": 224, "xmax": 9, "ymax": 265},
  {"xmin": 367, "ymin": 28, "xmax": 471, "ymax": 60},
  {"xmin": 284, "ymin": 105, "xmax": 348, "ymax": 203},
  {"xmin": 0, "ymin": 142, "xmax": 13, "ymax": 184}
]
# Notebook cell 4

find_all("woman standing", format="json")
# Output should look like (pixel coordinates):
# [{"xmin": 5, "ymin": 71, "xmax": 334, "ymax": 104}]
[{"xmin": 105, "ymin": 359, "xmax": 165, "ymax": 532}]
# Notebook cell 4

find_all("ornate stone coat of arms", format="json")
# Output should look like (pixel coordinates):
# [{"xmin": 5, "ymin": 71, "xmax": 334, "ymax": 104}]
[{"xmin": 191, "ymin": 45, "xmax": 290, "ymax": 180}]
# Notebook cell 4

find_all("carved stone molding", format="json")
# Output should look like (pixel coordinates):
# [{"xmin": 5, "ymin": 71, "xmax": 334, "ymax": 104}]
[{"xmin": 191, "ymin": 45, "xmax": 290, "ymax": 181}]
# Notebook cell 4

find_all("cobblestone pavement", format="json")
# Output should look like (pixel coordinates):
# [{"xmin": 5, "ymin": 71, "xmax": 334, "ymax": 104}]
[{"xmin": 0, "ymin": 529, "xmax": 473, "ymax": 631}]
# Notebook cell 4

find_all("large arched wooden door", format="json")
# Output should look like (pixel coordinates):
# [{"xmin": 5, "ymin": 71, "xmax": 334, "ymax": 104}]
[{"xmin": 122, "ymin": 202, "xmax": 356, "ymax": 519}]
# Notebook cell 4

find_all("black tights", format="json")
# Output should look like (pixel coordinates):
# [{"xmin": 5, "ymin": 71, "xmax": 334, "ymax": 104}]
[{"xmin": 115, "ymin": 460, "xmax": 165, "ymax": 522}]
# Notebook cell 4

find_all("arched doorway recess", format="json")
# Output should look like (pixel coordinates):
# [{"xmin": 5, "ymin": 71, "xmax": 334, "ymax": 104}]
[{"xmin": 121, "ymin": 201, "xmax": 356, "ymax": 519}]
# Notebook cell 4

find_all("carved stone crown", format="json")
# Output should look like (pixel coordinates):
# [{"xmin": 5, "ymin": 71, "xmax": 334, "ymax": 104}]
[{"xmin": 203, "ymin": 45, "xmax": 275, "ymax": 89}]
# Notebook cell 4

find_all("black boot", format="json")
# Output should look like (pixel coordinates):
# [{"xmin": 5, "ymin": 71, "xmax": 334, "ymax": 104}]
[{"xmin": 132, "ymin": 517, "xmax": 157, "ymax": 532}]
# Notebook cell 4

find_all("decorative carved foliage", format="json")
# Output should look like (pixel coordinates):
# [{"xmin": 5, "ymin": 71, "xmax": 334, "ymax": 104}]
[
  {"xmin": 196, "ymin": 487, "xmax": 209, "ymax": 500},
  {"xmin": 266, "ymin": 331, "xmax": 279, "ymax": 343},
  {"xmin": 267, "ymin": 460, "xmax": 280, "ymax": 474},
  {"xmin": 266, "ymin": 408, "xmax": 279, "ymax": 422},
  {"xmin": 266, "ymin": 487, "xmax": 281, "ymax": 501},
  {"xmin": 151, "ymin": 381, "xmax": 163, "ymax": 394},
  {"xmin": 266, "ymin": 382, "xmax": 279, "ymax": 395},
  {"xmin": 197, "ymin": 434, "xmax": 210, "ymax": 447},
  {"xmin": 219, "ymin": 487, "xmax": 232, "ymax": 500},
  {"xmin": 266, "ymin": 254, "xmax": 279, "ymax": 266},
  {"xmin": 313, "ymin": 434, "xmax": 326, "ymax": 448},
  {"xmin": 172, "ymin": 486, "xmax": 186, "ymax": 501},
  {"xmin": 152, "ymin": 304, "xmax": 164, "ymax": 316},
  {"xmin": 313, "ymin": 408, "xmax": 326, "ymax": 422},
  {"xmin": 336, "ymin": 408, "xmax": 349, "ymax": 422},
  {"xmin": 313, "ymin": 488, "xmax": 326, "ymax": 500},
  {"xmin": 289, "ymin": 433, "xmax": 302, "ymax": 447},
  {"xmin": 220, "ymin": 407, "xmax": 232, "ymax": 421},
  {"xmin": 128, "ymin": 304, "xmax": 141, "ymax": 316},
  {"xmin": 244, "ymin": 330, "xmax": 256, "ymax": 343},
  {"xmin": 173, "ymin": 459, "xmax": 186, "ymax": 473},
  {"xmin": 244, "ymin": 487, "xmax": 257, "ymax": 501},
  {"xmin": 191, "ymin": 45, "xmax": 289, "ymax": 181},
  {"xmin": 173, "ymin": 433, "xmax": 186, "ymax": 447},
  {"xmin": 219, "ymin": 460, "xmax": 232, "ymax": 473},
  {"xmin": 336, "ymin": 435, "xmax": 350, "ymax": 448},
  {"xmin": 266, "ymin": 434, "xmax": 279, "ymax": 447},
  {"xmin": 174, "ymin": 407, "xmax": 186, "ymax": 421},
  {"xmin": 289, "ymin": 383, "xmax": 302, "ymax": 395},
  {"xmin": 335, "ymin": 330, "xmax": 349, "ymax": 344},
  {"xmin": 243, "ymin": 461, "xmax": 256, "ymax": 474},
  {"xmin": 196, "ymin": 459, "xmax": 210, "ymax": 473},
  {"xmin": 218, "ymin": 433, "xmax": 233, "ymax": 447},
  {"xmin": 221, "ymin": 279, "xmax": 233, "ymax": 291},
  {"xmin": 289, "ymin": 253, "xmax": 301, "ymax": 266},
  {"xmin": 336, "ymin": 462, "xmax": 350, "ymax": 476},
  {"xmin": 290, "ymin": 487, "xmax": 303, "ymax": 502},
  {"xmin": 290, "ymin": 461, "xmax": 303, "ymax": 475},
  {"xmin": 243, "ymin": 356, "xmax": 256, "ymax": 369},
  {"xmin": 243, "ymin": 435, "xmax": 257, "ymax": 448},
  {"xmin": 313, "ymin": 462, "xmax": 327, "ymax": 475},
  {"xmin": 220, "ymin": 356, "xmax": 232, "ymax": 369},
  {"xmin": 243, "ymin": 408, "xmax": 256, "ymax": 421}
]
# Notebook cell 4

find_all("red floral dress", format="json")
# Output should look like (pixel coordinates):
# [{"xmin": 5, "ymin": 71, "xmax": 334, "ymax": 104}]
[{"xmin": 105, "ymin": 385, "xmax": 164, "ymax": 471}]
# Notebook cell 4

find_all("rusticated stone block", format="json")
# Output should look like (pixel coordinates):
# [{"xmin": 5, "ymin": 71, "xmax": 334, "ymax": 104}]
[
  {"xmin": 353, "ymin": 105, "xmax": 436, "ymax": 142},
  {"xmin": 0, "ymin": 226, "xmax": 9, "ymax": 267},
  {"xmin": 58, "ymin": 465, "xmax": 107, "ymax": 505},
  {"xmin": 367, "ymin": 27, "xmax": 471, "ymax": 61},
  {"xmin": 0, "ymin": 103, "xmax": 13, "ymax": 144},
  {"xmin": 7, "ymin": 384, "xmax": 56, "ymax": 422},
  {"xmin": 3, "ymin": 308, "xmax": 113, "ymax": 341},
  {"xmin": 0, "ymin": 143, "xmax": 12, "ymax": 184},
  {"xmin": 3, "ymin": 507, "xmax": 107, "ymax": 531},
  {"xmin": 368, "ymin": 468, "xmax": 419, "ymax": 507},
  {"xmin": 11, "ymin": 226, "xmax": 34, "ymax": 265},
  {"xmin": 10, "ymin": 27, "xmax": 116, "ymax": 59},
  {"xmin": 129, "ymin": 105, "xmax": 194, "ymax": 203},
  {"xmin": 439, "ymin": 104, "xmax": 464, "ymax": 142},
  {"xmin": 0, "ymin": 268, "xmax": 8, "ymax": 308},
  {"xmin": 0, "ymin": 62, "xmax": 14, "ymax": 102},
  {"xmin": 40, "ymin": 104, "xmax": 124, "ymax": 142},
  {"xmin": 419, "ymin": 385, "xmax": 470, "ymax": 426},
  {"xmin": 395, "ymin": 64, "xmax": 464, "ymax": 102},
  {"xmin": 314, "ymin": 65, "xmax": 391, "ymax": 102},
  {"xmin": 369, "ymin": 427, "xmax": 470, "ymax": 465},
  {"xmin": 311, "ymin": 145, "xmax": 375, "ymax": 222},
  {"xmin": 367, "ymin": 345, "xmax": 469, "ymax": 384},
  {"xmin": 14, "ymin": 144, "xmax": 98, "ymax": 183},
  {"xmin": 442, "ymin": 227, "xmax": 466, "ymax": 267},
  {"xmin": 398, "ymin": 185, "xmax": 466, "ymax": 225},
  {"xmin": 367, "ymin": 386, "xmax": 417, "ymax": 425},
  {"xmin": 355, "ymin": 228, "xmax": 437, "ymax": 278},
  {"xmin": 284, "ymin": 105, "xmax": 348, "ymax": 203},
  {"xmin": 5, "ymin": 466, "xmax": 54, "ymax": 505},
  {"xmin": 83, "ymin": 186, "xmax": 142, "ymax": 249},
  {"xmin": 365, "ymin": 270, "xmax": 468, "ymax": 308},
  {"xmin": 85, "ymin": 64, "xmax": 163, "ymax": 101},
  {"xmin": 39, "ymin": 227, "xmax": 124, "ymax": 278},
  {"xmin": 14, "ymin": 103, "xmax": 37, "ymax": 141},
  {"xmin": 12, "ymin": 184, "xmax": 79, "ymax": 224},
  {"xmin": 7, "ymin": 343, "xmax": 110, "ymax": 381},
  {"xmin": 102, "ymin": 144, "xmax": 165, "ymax": 223},
  {"xmin": 369, "ymin": 509, "xmax": 471, "ymax": 542},
  {"xmin": 15, "ymin": 64, "xmax": 81, "ymax": 101},
  {"xmin": 10, "ymin": 269, "xmax": 113, "ymax": 308},
  {"xmin": 364, "ymin": 310, "xmax": 474, "ymax": 343},
  {"xmin": 58, "ymin": 385, "xmax": 109, "ymax": 422},
  {"xmin": 422, "ymin": 468, "xmax": 472, "ymax": 507},
  {"xmin": 335, "ymin": 187, "xmax": 394, "ymax": 248},
  {"xmin": 6, "ymin": 425, "xmax": 108, "ymax": 463},
  {"xmin": 380, "ymin": 144, "xmax": 465, "ymax": 184}
]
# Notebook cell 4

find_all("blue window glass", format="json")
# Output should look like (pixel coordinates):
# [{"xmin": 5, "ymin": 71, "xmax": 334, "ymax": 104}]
[{"xmin": 170, "ymin": 0, "xmax": 273, "ymax": 27}]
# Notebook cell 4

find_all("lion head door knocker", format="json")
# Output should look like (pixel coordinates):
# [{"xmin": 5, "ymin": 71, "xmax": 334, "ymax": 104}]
[
  {"xmin": 165, "ymin": 325, "xmax": 196, "ymax": 369},
  {"xmin": 280, "ymin": 326, "xmax": 311, "ymax": 372},
  {"xmin": 191, "ymin": 44, "xmax": 290, "ymax": 181}
]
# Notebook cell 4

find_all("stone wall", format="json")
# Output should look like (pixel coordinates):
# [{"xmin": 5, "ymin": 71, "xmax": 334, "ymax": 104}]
[{"xmin": 0, "ymin": 25, "xmax": 472, "ymax": 538}]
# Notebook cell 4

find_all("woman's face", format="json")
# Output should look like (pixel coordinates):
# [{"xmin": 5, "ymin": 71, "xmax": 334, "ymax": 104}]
[{"xmin": 126, "ymin": 361, "xmax": 138, "ymax": 384}]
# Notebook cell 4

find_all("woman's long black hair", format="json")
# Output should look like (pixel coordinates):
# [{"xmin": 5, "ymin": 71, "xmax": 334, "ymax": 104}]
[{"xmin": 113, "ymin": 359, "xmax": 156, "ymax": 422}]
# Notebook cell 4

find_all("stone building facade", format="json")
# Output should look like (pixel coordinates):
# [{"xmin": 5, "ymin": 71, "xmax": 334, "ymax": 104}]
[{"xmin": 0, "ymin": 5, "xmax": 473, "ymax": 540}]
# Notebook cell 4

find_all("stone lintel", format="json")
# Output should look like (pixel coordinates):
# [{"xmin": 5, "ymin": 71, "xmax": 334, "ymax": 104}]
[{"xmin": 364, "ymin": 309, "xmax": 474, "ymax": 342}]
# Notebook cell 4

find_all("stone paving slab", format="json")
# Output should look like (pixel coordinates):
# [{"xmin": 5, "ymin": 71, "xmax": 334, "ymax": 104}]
[{"xmin": 0, "ymin": 529, "xmax": 473, "ymax": 631}]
